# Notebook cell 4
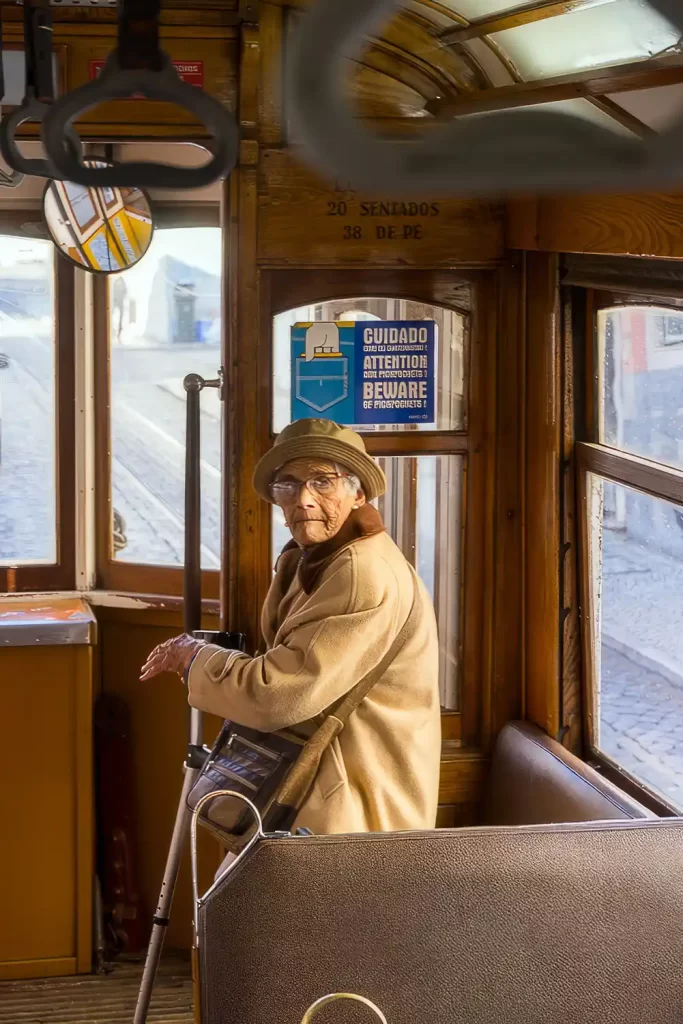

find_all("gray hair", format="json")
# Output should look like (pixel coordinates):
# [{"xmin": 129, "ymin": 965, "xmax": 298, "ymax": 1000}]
[
  {"xmin": 272, "ymin": 459, "xmax": 363, "ymax": 494},
  {"xmin": 335, "ymin": 463, "xmax": 363, "ymax": 495}
]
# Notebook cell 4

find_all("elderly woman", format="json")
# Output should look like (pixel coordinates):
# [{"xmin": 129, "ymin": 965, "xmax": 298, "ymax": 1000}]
[{"xmin": 140, "ymin": 418, "xmax": 441, "ymax": 836}]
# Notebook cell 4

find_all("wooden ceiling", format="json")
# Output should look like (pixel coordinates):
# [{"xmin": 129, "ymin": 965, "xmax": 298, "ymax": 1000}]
[
  {"xmin": 1, "ymin": 0, "xmax": 679, "ymax": 136},
  {"xmin": 274, "ymin": 0, "xmax": 683, "ymax": 137}
]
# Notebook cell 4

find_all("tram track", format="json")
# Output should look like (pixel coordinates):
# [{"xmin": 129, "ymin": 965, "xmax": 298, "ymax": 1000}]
[
  {"xmin": 0, "ymin": 346, "xmax": 58, "ymax": 561},
  {"xmin": 118, "ymin": 400, "xmax": 220, "ymax": 482},
  {"xmin": 111, "ymin": 413, "xmax": 221, "ymax": 566},
  {"xmin": 113, "ymin": 454, "xmax": 220, "ymax": 568},
  {"xmin": 3, "ymin": 339, "xmax": 222, "ymax": 567}
]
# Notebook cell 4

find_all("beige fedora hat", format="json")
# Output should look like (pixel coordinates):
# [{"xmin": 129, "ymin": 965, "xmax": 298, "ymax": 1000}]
[{"xmin": 253, "ymin": 419, "xmax": 387, "ymax": 502}]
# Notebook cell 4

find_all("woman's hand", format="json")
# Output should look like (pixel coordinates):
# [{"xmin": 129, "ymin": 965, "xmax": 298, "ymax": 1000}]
[{"xmin": 140, "ymin": 634, "xmax": 206, "ymax": 681}]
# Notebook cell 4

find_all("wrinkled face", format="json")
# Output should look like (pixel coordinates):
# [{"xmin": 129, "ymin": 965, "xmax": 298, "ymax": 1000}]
[{"xmin": 271, "ymin": 458, "xmax": 365, "ymax": 547}]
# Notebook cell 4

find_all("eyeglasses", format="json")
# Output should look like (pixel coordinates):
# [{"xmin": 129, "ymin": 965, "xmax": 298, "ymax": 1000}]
[{"xmin": 270, "ymin": 473, "xmax": 347, "ymax": 503}]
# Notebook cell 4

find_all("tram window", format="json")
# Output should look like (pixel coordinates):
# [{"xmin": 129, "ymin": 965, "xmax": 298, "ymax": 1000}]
[
  {"xmin": 107, "ymin": 227, "xmax": 222, "ymax": 570},
  {"xmin": 598, "ymin": 306, "xmax": 683, "ymax": 473},
  {"xmin": 585, "ymin": 476, "xmax": 683, "ymax": 808},
  {"xmin": 272, "ymin": 298, "xmax": 466, "ymax": 434},
  {"xmin": 580, "ymin": 300, "xmax": 683, "ymax": 810},
  {"xmin": 0, "ymin": 238, "xmax": 57, "ymax": 567}
]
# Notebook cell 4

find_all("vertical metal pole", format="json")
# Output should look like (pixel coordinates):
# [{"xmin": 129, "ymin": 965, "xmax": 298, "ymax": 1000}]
[
  {"xmin": 135, "ymin": 372, "xmax": 208, "ymax": 1024},
  {"xmin": 184, "ymin": 374, "xmax": 205, "ymax": 754},
  {"xmin": 184, "ymin": 373, "xmax": 203, "ymax": 637}
]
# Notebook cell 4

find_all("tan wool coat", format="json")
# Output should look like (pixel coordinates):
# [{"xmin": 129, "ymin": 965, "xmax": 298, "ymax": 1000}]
[{"xmin": 187, "ymin": 511, "xmax": 442, "ymax": 836}]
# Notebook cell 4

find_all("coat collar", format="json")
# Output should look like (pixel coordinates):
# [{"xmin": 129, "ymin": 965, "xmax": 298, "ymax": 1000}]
[{"xmin": 276, "ymin": 504, "xmax": 386, "ymax": 594}]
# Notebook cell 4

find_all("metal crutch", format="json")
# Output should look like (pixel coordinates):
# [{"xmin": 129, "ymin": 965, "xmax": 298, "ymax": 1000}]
[{"xmin": 133, "ymin": 370, "xmax": 245, "ymax": 1024}]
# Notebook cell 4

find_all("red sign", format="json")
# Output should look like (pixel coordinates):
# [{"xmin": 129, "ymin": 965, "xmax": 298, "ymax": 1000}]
[{"xmin": 88, "ymin": 60, "xmax": 205, "ymax": 90}]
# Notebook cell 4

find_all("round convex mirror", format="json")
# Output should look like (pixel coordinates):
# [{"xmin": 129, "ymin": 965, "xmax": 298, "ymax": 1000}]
[{"xmin": 43, "ymin": 160, "xmax": 153, "ymax": 273}]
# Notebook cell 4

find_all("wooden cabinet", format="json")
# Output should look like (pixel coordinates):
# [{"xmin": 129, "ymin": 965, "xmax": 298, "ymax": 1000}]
[{"xmin": 0, "ymin": 599, "xmax": 95, "ymax": 980}]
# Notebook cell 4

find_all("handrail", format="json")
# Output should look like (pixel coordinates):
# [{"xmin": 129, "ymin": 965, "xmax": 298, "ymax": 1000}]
[
  {"xmin": 190, "ymin": 790, "xmax": 266, "ymax": 943},
  {"xmin": 286, "ymin": 0, "xmax": 683, "ymax": 198},
  {"xmin": 41, "ymin": 0, "xmax": 238, "ymax": 189},
  {"xmin": 0, "ymin": 0, "xmax": 82, "ymax": 180}
]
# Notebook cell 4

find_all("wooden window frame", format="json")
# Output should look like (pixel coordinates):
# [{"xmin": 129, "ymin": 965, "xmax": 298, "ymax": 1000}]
[
  {"xmin": 238, "ymin": 267, "xmax": 497, "ymax": 746},
  {"xmin": 0, "ymin": 251, "xmax": 76, "ymax": 593},
  {"xmin": 93, "ymin": 206, "xmax": 221, "ymax": 598},
  {"xmin": 577, "ymin": 285, "xmax": 683, "ymax": 816}
]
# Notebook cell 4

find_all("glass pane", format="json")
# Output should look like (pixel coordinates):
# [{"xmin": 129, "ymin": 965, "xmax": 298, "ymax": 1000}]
[
  {"xmin": 109, "ymin": 227, "xmax": 222, "ymax": 568},
  {"xmin": 0, "ymin": 238, "xmax": 56, "ymax": 565},
  {"xmin": 272, "ymin": 455, "xmax": 463, "ymax": 709},
  {"xmin": 442, "ymin": 0, "xmax": 529, "ymax": 16},
  {"xmin": 599, "ymin": 306, "xmax": 683, "ymax": 473},
  {"xmin": 588, "ymin": 474, "xmax": 683, "ymax": 808},
  {"xmin": 492, "ymin": 0, "xmax": 679, "ymax": 81},
  {"xmin": 273, "ymin": 297, "xmax": 466, "ymax": 434}
]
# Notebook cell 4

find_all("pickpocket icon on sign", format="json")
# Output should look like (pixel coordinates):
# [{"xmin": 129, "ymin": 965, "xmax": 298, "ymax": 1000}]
[{"xmin": 295, "ymin": 322, "xmax": 349, "ymax": 414}]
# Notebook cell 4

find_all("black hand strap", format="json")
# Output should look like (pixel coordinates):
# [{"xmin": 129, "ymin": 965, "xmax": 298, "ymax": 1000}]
[
  {"xmin": 41, "ymin": 0, "xmax": 238, "ymax": 189},
  {"xmin": 117, "ymin": 0, "xmax": 164, "ymax": 72},
  {"xmin": 24, "ymin": 0, "xmax": 53, "ymax": 104},
  {"xmin": 0, "ymin": 0, "xmax": 82, "ymax": 180},
  {"xmin": 0, "ymin": 12, "xmax": 22, "ymax": 187}
]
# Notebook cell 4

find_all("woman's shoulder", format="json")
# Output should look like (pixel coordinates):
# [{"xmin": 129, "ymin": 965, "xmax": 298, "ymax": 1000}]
[
  {"xmin": 350, "ymin": 530, "xmax": 407, "ymax": 569},
  {"xmin": 329, "ymin": 532, "xmax": 411, "ymax": 603}
]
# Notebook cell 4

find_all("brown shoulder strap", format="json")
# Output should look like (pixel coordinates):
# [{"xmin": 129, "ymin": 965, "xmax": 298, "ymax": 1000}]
[{"xmin": 272, "ymin": 571, "xmax": 421, "ymax": 816}]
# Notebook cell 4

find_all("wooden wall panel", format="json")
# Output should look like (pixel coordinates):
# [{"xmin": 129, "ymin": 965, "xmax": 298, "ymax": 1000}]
[
  {"xmin": 484, "ymin": 259, "xmax": 525, "ymax": 745},
  {"xmin": 438, "ymin": 749, "xmax": 488, "ymax": 805},
  {"xmin": 507, "ymin": 193, "xmax": 683, "ymax": 260},
  {"xmin": 68, "ymin": 34, "xmax": 237, "ymax": 131},
  {"xmin": 223, "ymin": 25, "xmax": 274, "ymax": 642},
  {"xmin": 524, "ymin": 252, "xmax": 562, "ymax": 739},
  {"xmin": 258, "ymin": 149, "xmax": 505, "ymax": 267},
  {"xmin": 560, "ymin": 291, "xmax": 583, "ymax": 756},
  {"xmin": 2, "ymin": 21, "xmax": 237, "ymax": 137},
  {"xmin": 97, "ymin": 608, "xmax": 224, "ymax": 952},
  {"xmin": 0, "ymin": 645, "xmax": 92, "ymax": 979}
]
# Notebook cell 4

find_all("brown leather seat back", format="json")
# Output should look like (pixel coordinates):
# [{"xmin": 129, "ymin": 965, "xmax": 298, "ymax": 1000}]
[
  {"xmin": 483, "ymin": 720, "xmax": 655, "ymax": 825},
  {"xmin": 197, "ymin": 820, "xmax": 683, "ymax": 1024}
]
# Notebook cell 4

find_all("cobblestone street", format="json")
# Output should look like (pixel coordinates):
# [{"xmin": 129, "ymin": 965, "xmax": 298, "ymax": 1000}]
[
  {"xmin": 598, "ymin": 524, "xmax": 683, "ymax": 810},
  {"xmin": 600, "ymin": 645, "xmax": 683, "ymax": 808},
  {"xmin": 0, "ymin": 333, "xmax": 56, "ymax": 563}
]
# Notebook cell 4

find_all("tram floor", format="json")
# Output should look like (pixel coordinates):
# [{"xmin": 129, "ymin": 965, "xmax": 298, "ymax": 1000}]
[{"xmin": 0, "ymin": 954, "xmax": 193, "ymax": 1024}]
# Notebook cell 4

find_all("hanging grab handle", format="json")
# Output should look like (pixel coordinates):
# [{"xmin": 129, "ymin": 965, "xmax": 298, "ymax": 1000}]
[
  {"xmin": 286, "ymin": 0, "xmax": 683, "ymax": 197},
  {"xmin": 1, "ymin": 100, "xmax": 84, "ymax": 180},
  {"xmin": 41, "ymin": 0, "xmax": 238, "ymax": 189},
  {"xmin": 0, "ymin": 0, "xmax": 82, "ymax": 180},
  {"xmin": 0, "ymin": 10, "xmax": 22, "ymax": 186},
  {"xmin": 0, "ymin": 165, "xmax": 23, "ymax": 188}
]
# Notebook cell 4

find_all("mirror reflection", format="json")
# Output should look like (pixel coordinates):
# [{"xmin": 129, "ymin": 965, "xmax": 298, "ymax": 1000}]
[{"xmin": 43, "ymin": 161, "xmax": 153, "ymax": 273}]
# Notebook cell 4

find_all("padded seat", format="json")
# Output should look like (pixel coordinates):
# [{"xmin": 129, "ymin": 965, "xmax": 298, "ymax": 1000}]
[
  {"xmin": 198, "ymin": 819, "xmax": 683, "ymax": 1024},
  {"xmin": 483, "ymin": 719, "xmax": 655, "ymax": 825}
]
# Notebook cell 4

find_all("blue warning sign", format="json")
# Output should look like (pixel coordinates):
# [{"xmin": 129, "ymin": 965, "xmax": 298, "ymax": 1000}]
[{"xmin": 290, "ymin": 320, "xmax": 435, "ymax": 427}]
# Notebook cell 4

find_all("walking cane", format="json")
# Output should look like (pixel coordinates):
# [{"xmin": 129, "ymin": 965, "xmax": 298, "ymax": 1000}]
[{"xmin": 133, "ymin": 371, "xmax": 245, "ymax": 1024}]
